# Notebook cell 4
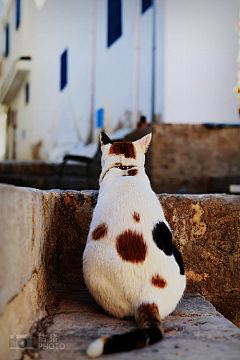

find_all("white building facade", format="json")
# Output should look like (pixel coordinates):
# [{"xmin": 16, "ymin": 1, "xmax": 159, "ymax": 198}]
[{"xmin": 0, "ymin": 0, "xmax": 239, "ymax": 161}]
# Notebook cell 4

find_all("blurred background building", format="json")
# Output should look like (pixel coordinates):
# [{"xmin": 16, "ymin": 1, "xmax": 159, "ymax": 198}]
[{"xmin": 0, "ymin": 0, "xmax": 239, "ymax": 162}]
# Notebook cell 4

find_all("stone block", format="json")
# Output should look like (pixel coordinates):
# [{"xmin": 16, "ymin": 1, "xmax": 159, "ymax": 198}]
[
  {"xmin": 150, "ymin": 124, "xmax": 240, "ymax": 194},
  {"xmin": 32, "ymin": 291, "xmax": 240, "ymax": 360},
  {"xmin": 0, "ymin": 185, "xmax": 240, "ymax": 360},
  {"xmin": 159, "ymin": 193, "xmax": 240, "ymax": 327},
  {"xmin": 40, "ymin": 190, "xmax": 98, "ymax": 310},
  {"xmin": 0, "ymin": 274, "xmax": 46, "ymax": 360},
  {"xmin": 0, "ymin": 184, "xmax": 33, "ymax": 314},
  {"xmin": 0, "ymin": 184, "xmax": 47, "ymax": 360},
  {"xmin": 40, "ymin": 190, "xmax": 240, "ymax": 328}
]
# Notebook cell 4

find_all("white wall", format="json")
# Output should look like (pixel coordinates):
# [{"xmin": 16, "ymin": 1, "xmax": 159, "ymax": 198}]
[
  {"xmin": 1, "ymin": 0, "xmax": 239, "ymax": 161},
  {"xmin": 94, "ymin": 0, "xmax": 135, "ymax": 139},
  {"xmin": 155, "ymin": 0, "xmax": 165, "ymax": 120},
  {"xmin": 2, "ymin": 0, "xmax": 93, "ymax": 160},
  {"xmin": 164, "ymin": 0, "xmax": 239, "ymax": 124},
  {"xmin": 24, "ymin": 0, "xmax": 93, "ymax": 159},
  {"xmin": 0, "ymin": 112, "xmax": 7, "ymax": 160},
  {"xmin": 138, "ymin": 3, "xmax": 154, "ymax": 122}
]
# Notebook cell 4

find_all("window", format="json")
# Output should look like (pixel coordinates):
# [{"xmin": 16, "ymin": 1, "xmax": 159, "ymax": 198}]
[
  {"xmin": 142, "ymin": 0, "xmax": 153, "ymax": 14},
  {"xmin": 107, "ymin": 0, "xmax": 122, "ymax": 47},
  {"xmin": 5, "ymin": 24, "xmax": 9, "ymax": 57},
  {"xmin": 60, "ymin": 50, "xmax": 68, "ymax": 91},
  {"xmin": 25, "ymin": 83, "xmax": 30, "ymax": 104},
  {"xmin": 16, "ymin": 0, "xmax": 21, "ymax": 29}
]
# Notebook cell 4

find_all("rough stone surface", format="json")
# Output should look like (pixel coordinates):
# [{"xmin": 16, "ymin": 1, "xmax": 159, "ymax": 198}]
[
  {"xmin": 1, "ymin": 124, "xmax": 240, "ymax": 194},
  {"xmin": 0, "ymin": 184, "xmax": 48, "ymax": 360},
  {"xmin": 159, "ymin": 194, "xmax": 240, "ymax": 327},
  {"xmin": 25, "ymin": 290, "xmax": 240, "ymax": 360},
  {"xmin": 1, "ymin": 185, "xmax": 240, "ymax": 360},
  {"xmin": 0, "ymin": 184, "xmax": 39, "ymax": 314},
  {"xmin": 0, "ymin": 160, "xmax": 100, "ymax": 191},
  {"xmin": 40, "ymin": 190, "xmax": 240, "ymax": 328},
  {"xmin": 149, "ymin": 124, "xmax": 240, "ymax": 194},
  {"xmin": 40, "ymin": 190, "xmax": 98, "ymax": 313},
  {"xmin": 0, "ymin": 274, "xmax": 46, "ymax": 360}
]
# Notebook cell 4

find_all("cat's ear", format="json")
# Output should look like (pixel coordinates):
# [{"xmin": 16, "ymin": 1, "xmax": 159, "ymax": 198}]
[
  {"xmin": 100, "ymin": 132, "xmax": 112, "ymax": 152},
  {"xmin": 134, "ymin": 133, "xmax": 152, "ymax": 153}
]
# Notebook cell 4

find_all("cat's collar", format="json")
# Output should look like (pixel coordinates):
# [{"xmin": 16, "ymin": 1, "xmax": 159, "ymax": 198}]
[
  {"xmin": 113, "ymin": 164, "xmax": 134, "ymax": 171},
  {"xmin": 100, "ymin": 163, "xmax": 136, "ymax": 182}
]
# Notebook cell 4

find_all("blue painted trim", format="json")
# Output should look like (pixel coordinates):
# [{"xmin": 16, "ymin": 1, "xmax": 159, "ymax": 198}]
[
  {"xmin": 96, "ymin": 108, "xmax": 104, "ymax": 128},
  {"xmin": 16, "ymin": 0, "xmax": 21, "ymax": 29},
  {"xmin": 25, "ymin": 83, "xmax": 30, "ymax": 104},
  {"xmin": 5, "ymin": 24, "xmax": 9, "ymax": 57},
  {"xmin": 141, "ymin": 0, "xmax": 153, "ymax": 14},
  {"xmin": 107, "ymin": 0, "xmax": 122, "ymax": 47},
  {"xmin": 60, "ymin": 49, "xmax": 68, "ymax": 91}
]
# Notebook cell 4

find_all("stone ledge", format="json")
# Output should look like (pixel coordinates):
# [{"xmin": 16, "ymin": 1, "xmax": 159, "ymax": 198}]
[
  {"xmin": 159, "ymin": 193, "xmax": 240, "ymax": 327},
  {"xmin": 40, "ymin": 189, "xmax": 240, "ymax": 327},
  {"xmin": 0, "ymin": 274, "xmax": 47, "ymax": 360},
  {"xmin": 150, "ymin": 124, "xmax": 240, "ymax": 194},
  {"xmin": 26, "ymin": 291, "xmax": 240, "ymax": 360},
  {"xmin": 0, "ymin": 185, "xmax": 240, "ymax": 360}
]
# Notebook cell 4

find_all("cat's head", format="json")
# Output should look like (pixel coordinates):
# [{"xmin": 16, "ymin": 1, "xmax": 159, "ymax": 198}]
[{"xmin": 99, "ymin": 132, "xmax": 152, "ymax": 184}]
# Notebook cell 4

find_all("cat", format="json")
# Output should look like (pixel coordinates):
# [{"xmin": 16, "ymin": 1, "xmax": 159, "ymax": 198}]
[{"xmin": 83, "ymin": 132, "xmax": 186, "ymax": 358}]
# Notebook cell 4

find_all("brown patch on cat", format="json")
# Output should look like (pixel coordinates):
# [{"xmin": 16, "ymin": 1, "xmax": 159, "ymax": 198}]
[
  {"xmin": 128, "ymin": 169, "xmax": 138, "ymax": 176},
  {"xmin": 151, "ymin": 274, "xmax": 167, "ymax": 288},
  {"xmin": 92, "ymin": 223, "xmax": 108, "ymax": 241},
  {"xmin": 109, "ymin": 142, "xmax": 136, "ymax": 159},
  {"xmin": 133, "ymin": 212, "xmax": 140, "ymax": 222},
  {"xmin": 116, "ymin": 230, "xmax": 147, "ymax": 263},
  {"xmin": 136, "ymin": 302, "xmax": 163, "ymax": 331}
]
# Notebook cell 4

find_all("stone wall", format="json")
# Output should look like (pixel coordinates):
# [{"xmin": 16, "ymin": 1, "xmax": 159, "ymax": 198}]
[
  {"xmin": 41, "ymin": 190, "xmax": 240, "ymax": 328},
  {"xmin": 148, "ymin": 124, "xmax": 240, "ymax": 194},
  {"xmin": 160, "ymin": 194, "xmax": 240, "ymax": 327},
  {"xmin": 1, "ymin": 124, "xmax": 240, "ymax": 194},
  {"xmin": 0, "ymin": 184, "xmax": 239, "ymax": 359},
  {"xmin": 0, "ymin": 185, "xmax": 48, "ymax": 360}
]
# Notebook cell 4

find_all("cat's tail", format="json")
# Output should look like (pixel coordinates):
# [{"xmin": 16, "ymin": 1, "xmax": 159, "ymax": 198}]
[{"xmin": 86, "ymin": 302, "xmax": 164, "ymax": 358}]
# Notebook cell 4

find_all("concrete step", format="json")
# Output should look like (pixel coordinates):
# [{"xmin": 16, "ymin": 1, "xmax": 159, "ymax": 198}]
[
  {"xmin": 0, "ymin": 161, "xmax": 100, "ymax": 190},
  {"xmin": 0, "ymin": 185, "xmax": 239, "ymax": 360},
  {"xmin": 24, "ymin": 291, "xmax": 240, "ymax": 360}
]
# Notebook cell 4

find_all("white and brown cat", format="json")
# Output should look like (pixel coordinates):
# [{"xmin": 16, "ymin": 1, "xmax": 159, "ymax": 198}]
[{"xmin": 83, "ymin": 132, "xmax": 186, "ymax": 357}]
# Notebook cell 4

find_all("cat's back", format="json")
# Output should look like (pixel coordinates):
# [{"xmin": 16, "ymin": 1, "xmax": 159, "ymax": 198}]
[{"xmin": 95, "ymin": 168, "xmax": 164, "ymax": 225}]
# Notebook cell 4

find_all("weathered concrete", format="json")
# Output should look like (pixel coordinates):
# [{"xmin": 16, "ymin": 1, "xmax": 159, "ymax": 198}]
[
  {"xmin": 0, "ymin": 185, "xmax": 32, "ymax": 314},
  {"xmin": 0, "ymin": 184, "xmax": 240, "ymax": 360},
  {"xmin": 159, "ymin": 194, "xmax": 240, "ymax": 327},
  {"xmin": 0, "ymin": 160, "xmax": 100, "ymax": 191},
  {"xmin": 148, "ymin": 124, "xmax": 240, "ymax": 194},
  {"xmin": 41, "ymin": 190, "xmax": 240, "ymax": 328},
  {"xmin": 0, "ymin": 274, "xmax": 46, "ymax": 360},
  {"xmin": 0, "ymin": 184, "xmax": 48, "ymax": 360},
  {"xmin": 1, "ymin": 124, "xmax": 240, "ymax": 194},
  {"xmin": 24, "ymin": 291, "xmax": 240, "ymax": 360}
]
